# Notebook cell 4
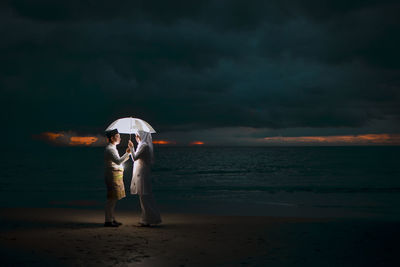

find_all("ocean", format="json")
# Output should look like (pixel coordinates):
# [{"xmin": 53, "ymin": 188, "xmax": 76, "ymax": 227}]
[{"xmin": 1, "ymin": 146, "xmax": 400, "ymax": 218}]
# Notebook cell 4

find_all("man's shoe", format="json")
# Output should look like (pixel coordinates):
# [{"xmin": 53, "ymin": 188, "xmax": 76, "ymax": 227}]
[
  {"xmin": 113, "ymin": 220, "xmax": 122, "ymax": 226},
  {"xmin": 104, "ymin": 221, "xmax": 119, "ymax": 227}
]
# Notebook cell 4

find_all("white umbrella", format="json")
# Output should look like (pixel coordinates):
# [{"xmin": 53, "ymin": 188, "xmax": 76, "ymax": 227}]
[{"xmin": 106, "ymin": 117, "xmax": 156, "ymax": 139}]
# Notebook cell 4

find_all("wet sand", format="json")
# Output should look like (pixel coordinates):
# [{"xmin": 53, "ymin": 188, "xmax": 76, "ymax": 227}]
[{"xmin": 0, "ymin": 208, "xmax": 399, "ymax": 266}]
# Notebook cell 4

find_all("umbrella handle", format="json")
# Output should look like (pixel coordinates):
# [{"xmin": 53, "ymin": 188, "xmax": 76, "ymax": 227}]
[{"xmin": 130, "ymin": 116, "xmax": 132, "ymax": 141}]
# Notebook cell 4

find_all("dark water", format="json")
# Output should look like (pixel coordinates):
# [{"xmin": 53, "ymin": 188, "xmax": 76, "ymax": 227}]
[{"xmin": 1, "ymin": 146, "xmax": 399, "ymax": 218}]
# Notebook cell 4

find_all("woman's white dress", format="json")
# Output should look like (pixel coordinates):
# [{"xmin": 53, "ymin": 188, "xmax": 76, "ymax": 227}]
[{"xmin": 130, "ymin": 144, "xmax": 161, "ymax": 225}]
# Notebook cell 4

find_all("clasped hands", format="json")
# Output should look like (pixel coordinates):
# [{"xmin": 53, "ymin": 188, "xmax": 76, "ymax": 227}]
[{"xmin": 126, "ymin": 140, "xmax": 134, "ymax": 153}]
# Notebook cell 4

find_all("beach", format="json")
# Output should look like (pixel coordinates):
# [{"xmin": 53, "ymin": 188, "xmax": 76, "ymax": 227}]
[
  {"xmin": 1, "ymin": 208, "xmax": 399, "ymax": 266},
  {"xmin": 1, "ymin": 146, "xmax": 399, "ymax": 266}
]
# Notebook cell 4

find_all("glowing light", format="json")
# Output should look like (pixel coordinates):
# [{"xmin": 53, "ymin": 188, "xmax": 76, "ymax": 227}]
[
  {"xmin": 69, "ymin": 136, "xmax": 98, "ymax": 146},
  {"xmin": 189, "ymin": 141, "xmax": 204, "ymax": 145},
  {"xmin": 34, "ymin": 131, "xmax": 106, "ymax": 146},
  {"xmin": 263, "ymin": 134, "xmax": 400, "ymax": 145},
  {"xmin": 153, "ymin": 140, "xmax": 176, "ymax": 145},
  {"xmin": 43, "ymin": 132, "xmax": 63, "ymax": 140},
  {"xmin": 34, "ymin": 132, "xmax": 64, "ymax": 141}
]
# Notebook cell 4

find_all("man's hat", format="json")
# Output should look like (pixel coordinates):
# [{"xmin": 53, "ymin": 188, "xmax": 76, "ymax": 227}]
[{"xmin": 105, "ymin": 128, "xmax": 119, "ymax": 138}]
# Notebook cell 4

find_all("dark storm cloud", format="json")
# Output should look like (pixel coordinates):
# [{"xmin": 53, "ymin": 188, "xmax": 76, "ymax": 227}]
[
  {"xmin": 257, "ymin": 4, "xmax": 400, "ymax": 69},
  {"xmin": 1, "ymin": 0, "xmax": 399, "ymax": 141}
]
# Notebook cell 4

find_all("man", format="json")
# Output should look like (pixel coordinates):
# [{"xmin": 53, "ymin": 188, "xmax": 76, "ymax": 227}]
[{"xmin": 104, "ymin": 129, "xmax": 131, "ymax": 227}]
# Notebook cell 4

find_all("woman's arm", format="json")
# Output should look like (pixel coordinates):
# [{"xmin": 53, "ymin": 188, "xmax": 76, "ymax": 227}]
[{"xmin": 131, "ymin": 144, "xmax": 148, "ymax": 161}]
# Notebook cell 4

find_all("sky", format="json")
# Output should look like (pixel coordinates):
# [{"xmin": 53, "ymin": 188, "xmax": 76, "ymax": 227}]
[{"xmin": 1, "ymin": 0, "xmax": 400, "ymax": 146}]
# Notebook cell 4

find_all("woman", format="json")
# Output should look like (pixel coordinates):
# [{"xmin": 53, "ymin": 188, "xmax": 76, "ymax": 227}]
[{"xmin": 129, "ymin": 130, "xmax": 162, "ymax": 226}]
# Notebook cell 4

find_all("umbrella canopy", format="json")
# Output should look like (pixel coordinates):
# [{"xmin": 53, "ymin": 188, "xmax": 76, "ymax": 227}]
[{"xmin": 105, "ymin": 117, "xmax": 156, "ymax": 134}]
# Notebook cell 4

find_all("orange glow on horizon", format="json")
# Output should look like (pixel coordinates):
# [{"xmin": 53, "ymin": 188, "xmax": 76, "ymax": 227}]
[
  {"xmin": 35, "ymin": 132, "xmax": 105, "ymax": 146},
  {"xmin": 41, "ymin": 132, "xmax": 64, "ymax": 140},
  {"xmin": 190, "ymin": 141, "xmax": 205, "ymax": 145},
  {"xmin": 152, "ymin": 140, "xmax": 176, "ymax": 145},
  {"xmin": 69, "ymin": 136, "xmax": 98, "ymax": 146},
  {"xmin": 264, "ymin": 134, "xmax": 400, "ymax": 144}
]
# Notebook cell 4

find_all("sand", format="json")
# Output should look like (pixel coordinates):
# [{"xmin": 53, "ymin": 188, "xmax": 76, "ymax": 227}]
[{"xmin": 0, "ymin": 208, "xmax": 399, "ymax": 266}]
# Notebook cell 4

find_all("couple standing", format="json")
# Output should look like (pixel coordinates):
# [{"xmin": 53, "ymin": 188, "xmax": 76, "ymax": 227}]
[{"xmin": 103, "ymin": 128, "xmax": 162, "ymax": 227}]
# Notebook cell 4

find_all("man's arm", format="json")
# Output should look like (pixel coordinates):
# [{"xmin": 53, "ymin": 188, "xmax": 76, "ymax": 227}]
[{"xmin": 109, "ymin": 147, "xmax": 130, "ymax": 165}]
